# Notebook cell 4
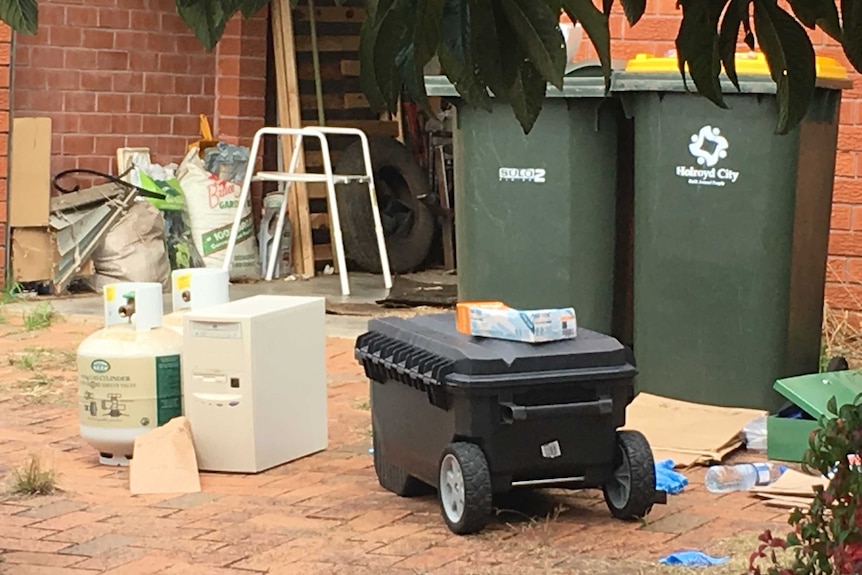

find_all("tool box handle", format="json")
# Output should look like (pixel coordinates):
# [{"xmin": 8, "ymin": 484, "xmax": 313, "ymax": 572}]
[{"xmin": 500, "ymin": 397, "xmax": 613, "ymax": 423}]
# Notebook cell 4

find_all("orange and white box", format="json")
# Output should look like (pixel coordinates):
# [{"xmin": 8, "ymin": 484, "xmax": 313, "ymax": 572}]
[{"xmin": 456, "ymin": 301, "xmax": 577, "ymax": 343}]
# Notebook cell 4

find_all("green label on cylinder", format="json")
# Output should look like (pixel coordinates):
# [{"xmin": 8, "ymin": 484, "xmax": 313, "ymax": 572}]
[{"xmin": 155, "ymin": 354, "xmax": 182, "ymax": 426}]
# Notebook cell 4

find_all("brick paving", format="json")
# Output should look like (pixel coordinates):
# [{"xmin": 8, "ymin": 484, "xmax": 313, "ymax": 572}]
[{"xmin": 0, "ymin": 314, "xmax": 791, "ymax": 574}]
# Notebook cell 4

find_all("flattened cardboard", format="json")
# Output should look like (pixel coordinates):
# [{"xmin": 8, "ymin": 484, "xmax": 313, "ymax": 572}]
[
  {"xmin": 11, "ymin": 227, "xmax": 57, "ymax": 282},
  {"xmin": 129, "ymin": 416, "xmax": 201, "ymax": 495},
  {"xmin": 624, "ymin": 392, "xmax": 766, "ymax": 468},
  {"xmin": 9, "ymin": 117, "xmax": 52, "ymax": 227}
]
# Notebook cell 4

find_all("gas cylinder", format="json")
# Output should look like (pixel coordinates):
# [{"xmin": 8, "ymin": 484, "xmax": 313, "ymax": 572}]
[
  {"xmin": 77, "ymin": 283, "xmax": 183, "ymax": 466},
  {"xmin": 162, "ymin": 268, "xmax": 230, "ymax": 335}
]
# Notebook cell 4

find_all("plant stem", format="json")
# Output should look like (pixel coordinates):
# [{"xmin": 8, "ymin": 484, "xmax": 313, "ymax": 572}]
[{"xmin": 308, "ymin": 0, "xmax": 326, "ymax": 126}]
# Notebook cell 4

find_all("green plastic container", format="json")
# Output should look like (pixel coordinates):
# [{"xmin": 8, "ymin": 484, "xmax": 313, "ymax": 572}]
[
  {"xmin": 768, "ymin": 370, "xmax": 862, "ymax": 462},
  {"xmin": 426, "ymin": 64, "xmax": 628, "ymax": 336},
  {"xmin": 613, "ymin": 53, "xmax": 852, "ymax": 411}
]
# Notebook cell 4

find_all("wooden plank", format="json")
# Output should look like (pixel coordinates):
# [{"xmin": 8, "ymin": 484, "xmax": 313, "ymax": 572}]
[
  {"xmin": 295, "ymin": 36, "xmax": 359, "ymax": 53},
  {"xmin": 340, "ymin": 60, "xmax": 360, "ymax": 76},
  {"xmin": 293, "ymin": 6, "xmax": 366, "ymax": 22},
  {"xmin": 309, "ymin": 213, "xmax": 330, "ymax": 229},
  {"xmin": 300, "ymin": 93, "xmax": 346, "ymax": 110},
  {"xmin": 301, "ymin": 120, "xmax": 400, "ymax": 138},
  {"xmin": 313, "ymin": 243, "xmax": 333, "ymax": 262},
  {"xmin": 343, "ymin": 93, "xmax": 369, "ymax": 109},
  {"xmin": 272, "ymin": 0, "xmax": 315, "ymax": 277},
  {"xmin": 305, "ymin": 149, "xmax": 343, "ymax": 168},
  {"xmin": 9, "ymin": 117, "xmax": 52, "ymax": 227},
  {"xmin": 306, "ymin": 183, "xmax": 328, "ymax": 200},
  {"xmin": 297, "ymin": 61, "xmax": 345, "ymax": 81}
]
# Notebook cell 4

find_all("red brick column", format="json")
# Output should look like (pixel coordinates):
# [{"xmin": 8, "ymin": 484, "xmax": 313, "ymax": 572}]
[
  {"xmin": 0, "ymin": 24, "xmax": 10, "ymax": 283},
  {"xmin": 213, "ymin": 9, "xmax": 268, "ymax": 146}
]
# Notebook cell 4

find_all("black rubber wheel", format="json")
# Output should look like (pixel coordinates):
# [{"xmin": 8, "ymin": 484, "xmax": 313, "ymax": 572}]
[
  {"xmin": 602, "ymin": 430, "xmax": 656, "ymax": 520},
  {"xmin": 438, "ymin": 442, "xmax": 492, "ymax": 535},
  {"xmin": 334, "ymin": 137, "xmax": 435, "ymax": 274},
  {"xmin": 827, "ymin": 356, "xmax": 849, "ymax": 372},
  {"xmin": 372, "ymin": 427, "xmax": 432, "ymax": 497}
]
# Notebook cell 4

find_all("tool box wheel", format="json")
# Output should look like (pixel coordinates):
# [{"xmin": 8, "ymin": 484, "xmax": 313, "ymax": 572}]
[
  {"xmin": 373, "ymin": 429, "xmax": 433, "ymax": 497},
  {"xmin": 602, "ymin": 430, "xmax": 657, "ymax": 520},
  {"xmin": 438, "ymin": 442, "xmax": 492, "ymax": 535}
]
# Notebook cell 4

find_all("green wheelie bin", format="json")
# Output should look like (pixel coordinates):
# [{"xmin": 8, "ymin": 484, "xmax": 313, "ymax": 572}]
[
  {"xmin": 425, "ymin": 63, "xmax": 630, "ymax": 337},
  {"xmin": 612, "ymin": 52, "xmax": 852, "ymax": 411}
]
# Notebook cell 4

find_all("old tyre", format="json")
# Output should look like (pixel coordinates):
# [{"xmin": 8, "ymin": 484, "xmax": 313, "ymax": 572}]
[
  {"xmin": 438, "ymin": 442, "xmax": 492, "ymax": 535},
  {"xmin": 372, "ymin": 427, "xmax": 431, "ymax": 497},
  {"xmin": 334, "ymin": 137, "xmax": 435, "ymax": 274},
  {"xmin": 602, "ymin": 430, "xmax": 656, "ymax": 520}
]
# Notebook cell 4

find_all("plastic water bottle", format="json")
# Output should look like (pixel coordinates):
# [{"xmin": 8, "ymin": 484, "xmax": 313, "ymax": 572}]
[{"xmin": 704, "ymin": 462, "xmax": 787, "ymax": 493}]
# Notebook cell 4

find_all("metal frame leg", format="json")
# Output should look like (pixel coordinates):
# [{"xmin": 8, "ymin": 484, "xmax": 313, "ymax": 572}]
[{"xmin": 265, "ymin": 134, "xmax": 304, "ymax": 281}]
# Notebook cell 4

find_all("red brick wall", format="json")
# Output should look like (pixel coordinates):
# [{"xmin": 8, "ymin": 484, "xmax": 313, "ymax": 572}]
[
  {"xmin": 11, "ymin": 0, "xmax": 267, "ymax": 181},
  {"xmin": 0, "ymin": 24, "xmax": 10, "ymax": 283},
  {"xmin": 575, "ymin": 4, "xmax": 862, "ymax": 314}
]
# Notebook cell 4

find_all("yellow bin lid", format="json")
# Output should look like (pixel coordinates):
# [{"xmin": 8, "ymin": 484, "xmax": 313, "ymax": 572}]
[{"xmin": 624, "ymin": 51, "xmax": 848, "ymax": 81}]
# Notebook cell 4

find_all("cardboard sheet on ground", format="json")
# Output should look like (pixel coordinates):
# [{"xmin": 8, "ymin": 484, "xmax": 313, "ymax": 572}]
[
  {"xmin": 623, "ymin": 393, "xmax": 767, "ymax": 467},
  {"xmin": 129, "ymin": 416, "xmax": 201, "ymax": 495},
  {"xmin": 751, "ymin": 468, "xmax": 828, "ymax": 496}
]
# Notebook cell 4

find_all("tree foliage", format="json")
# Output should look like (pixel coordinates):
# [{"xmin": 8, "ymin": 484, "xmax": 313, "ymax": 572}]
[{"xmin": 1, "ymin": 0, "xmax": 860, "ymax": 134}]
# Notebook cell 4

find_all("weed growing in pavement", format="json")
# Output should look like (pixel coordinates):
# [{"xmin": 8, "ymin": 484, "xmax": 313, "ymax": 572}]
[
  {"xmin": 8, "ymin": 348, "xmax": 75, "ymax": 372},
  {"xmin": 23, "ymin": 303, "xmax": 56, "ymax": 331},
  {"xmin": 0, "ymin": 281, "xmax": 21, "ymax": 305},
  {"xmin": 10, "ymin": 455, "xmax": 58, "ymax": 496},
  {"xmin": 353, "ymin": 398, "xmax": 371, "ymax": 411}
]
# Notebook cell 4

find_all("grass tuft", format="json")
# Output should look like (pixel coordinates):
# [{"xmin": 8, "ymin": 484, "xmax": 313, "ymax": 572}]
[{"xmin": 10, "ymin": 455, "xmax": 58, "ymax": 496}]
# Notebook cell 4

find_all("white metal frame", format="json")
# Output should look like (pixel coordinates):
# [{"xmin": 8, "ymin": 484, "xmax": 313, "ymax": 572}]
[{"xmin": 221, "ymin": 126, "xmax": 392, "ymax": 296}]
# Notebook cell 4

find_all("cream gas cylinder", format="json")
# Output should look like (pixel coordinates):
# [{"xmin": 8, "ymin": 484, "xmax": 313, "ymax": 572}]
[
  {"xmin": 77, "ymin": 282, "xmax": 184, "ymax": 466},
  {"xmin": 163, "ymin": 268, "xmax": 230, "ymax": 335}
]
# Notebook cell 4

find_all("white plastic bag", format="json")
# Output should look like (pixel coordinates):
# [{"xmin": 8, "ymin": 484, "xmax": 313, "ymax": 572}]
[
  {"xmin": 176, "ymin": 147, "xmax": 259, "ymax": 280},
  {"xmin": 743, "ymin": 415, "xmax": 767, "ymax": 452}
]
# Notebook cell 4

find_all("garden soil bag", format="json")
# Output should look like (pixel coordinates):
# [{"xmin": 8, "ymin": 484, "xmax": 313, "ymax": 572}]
[{"xmin": 176, "ymin": 147, "xmax": 259, "ymax": 280}]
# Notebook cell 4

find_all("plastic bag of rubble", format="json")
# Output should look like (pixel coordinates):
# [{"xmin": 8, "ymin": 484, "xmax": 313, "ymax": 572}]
[
  {"xmin": 203, "ymin": 141, "xmax": 250, "ymax": 184},
  {"xmin": 87, "ymin": 201, "xmax": 171, "ymax": 293}
]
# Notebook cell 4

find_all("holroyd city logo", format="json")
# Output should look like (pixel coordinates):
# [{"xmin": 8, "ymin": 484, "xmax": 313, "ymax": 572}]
[{"xmin": 675, "ymin": 125, "xmax": 740, "ymax": 186}]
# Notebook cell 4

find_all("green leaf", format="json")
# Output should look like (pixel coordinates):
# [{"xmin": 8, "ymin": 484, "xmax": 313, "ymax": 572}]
[
  {"xmin": 827, "ymin": 395, "xmax": 838, "ymax": 416},
  {"xmin": 414, "ymin": 0, "xmax": 444, "ymax": 65},
  {"xmin": 842, "ymin": 0, "xmax": 862, "ymax": 72},
  {"xmin": 562, "ymin": 0, "xmax": 612, "ymax": 87},
  {"xmin": 0, "ymin": 0, "xmax": 38, "ymax": 35},
  {"xmin": 498, "ymin": 0, "xmax": 566, "ymax": 89},
  {"xmin": 676, "ymin": 0, "xmax": 726, "ymax": 108},
  {"xmin": 438, "ymin": 0, "xmax": 492, "ymax": 110},
  {"xmin": 373, "ymin": 0, "xmax": 412, "ymax": 112},
  {"xmin": 602, "ymin": 0, "xmax": 614, "ymax": 15},
  {"xmin": 468, "ymin": 0, "xmax": 520, "ymax": 100},
  {"xmin": 509, "ymin": 55, "xmax": 548, "ymax": 133},
  {"xmin": 176, "ymin": 0, "xmax": 230, "ymax": 51},
  {"xmin": 396, "ymin": 43, "xmax": 430, "ymax": 109},
  {"xmin": 620, "ymin": 0, "xmax": 646, "ymax": 26},
  {"xmin": 359, "ymin": 14, "xmax": 389, "ymax": 112},
  {"xmin": 753, "ymin": 0, "xmax": 816, "ymax": 134},
  {"xmin": 719, "ymin": 0, "xmax": 744, "ymax": 91},
  {"xmin": 788, "ymin": 0, "xmax": 841, "ymax": 42}
]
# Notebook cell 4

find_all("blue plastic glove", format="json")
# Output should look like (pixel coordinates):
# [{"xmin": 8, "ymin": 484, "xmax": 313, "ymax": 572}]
[
  {"xmin": 659, "ymin": 551, "xmax": 729, "ymax": 567},
  {"xmin": 655, "ymin": 459, "xmax": 689, "ymax": 495}
]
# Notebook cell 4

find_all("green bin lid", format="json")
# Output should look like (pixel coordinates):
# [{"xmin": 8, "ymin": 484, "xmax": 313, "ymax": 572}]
[
  {"xmin": 773, "ymin": 370, "xmax": 862, "ymax": 419},
  {"xmin": 425, "ymin": 59, "xmax": 626, "ymax": 99}
]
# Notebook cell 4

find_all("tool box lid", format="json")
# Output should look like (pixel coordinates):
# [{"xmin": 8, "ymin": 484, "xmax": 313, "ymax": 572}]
[
  {"xmin": 773, "ymin": 370, "xmax": 862, "ymax": 420},
  {"xmin": 357, "ymin": 313, "xmax": 635, "ymax": 385}
]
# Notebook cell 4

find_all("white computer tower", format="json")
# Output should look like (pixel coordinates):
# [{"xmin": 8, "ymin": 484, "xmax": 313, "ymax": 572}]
[{"xmin": 182, "ymin": 295, "xmax": 327, "ymax": 473}]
